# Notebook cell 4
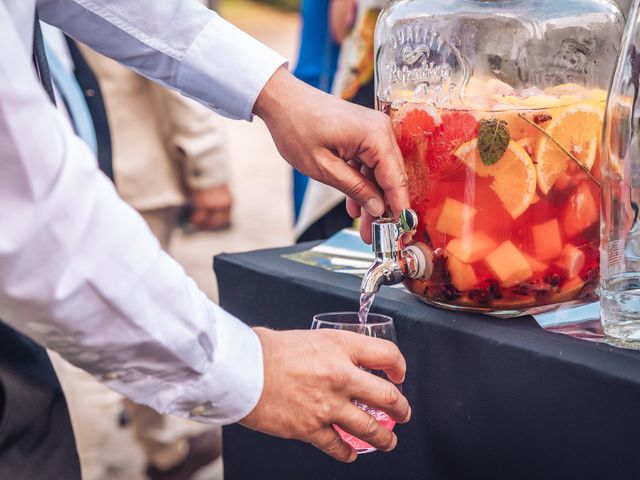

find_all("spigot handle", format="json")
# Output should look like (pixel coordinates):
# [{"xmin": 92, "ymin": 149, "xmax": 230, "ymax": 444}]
[
  {"xmin": 371, "ymin": 209, "xmax": 418, "ymax": 232},
  {"xmin": 398, "ymin": 208, "xmax": 418, "ymax": 237},
  {"xmin": 371, "ymin": 208, "xmax": 418, "ymax": 255},
  {"xmin": 363, "ymin": 208, "xmax": 430, "ymax": 293}
]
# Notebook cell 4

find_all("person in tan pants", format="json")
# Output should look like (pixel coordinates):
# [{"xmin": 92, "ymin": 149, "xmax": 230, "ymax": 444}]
[
  {"xmin": 49, "ymin": 42, "xmax": 232, "ymax": 480},
  {"xmin": 86, "ymin": 47, "xmax": 233, "ymax": 238}
]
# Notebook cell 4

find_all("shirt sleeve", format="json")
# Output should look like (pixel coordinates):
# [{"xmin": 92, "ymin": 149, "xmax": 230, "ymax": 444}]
[
  {"xmin": 37, "ymin": 0, "xmax": 287, "ymax": 120},
  {"xmin": 0, "ymin": 5, "xmax": 262, "ymax": 425}
]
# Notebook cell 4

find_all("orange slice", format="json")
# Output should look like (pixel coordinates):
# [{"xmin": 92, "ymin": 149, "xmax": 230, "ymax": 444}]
[
  {"xmin": 455, "ymin": 139, "xmax": 536, "ymax": 219},
  {"xmin": 535, "ymin": 103, "xmax": 603, "ymax": 194},
  {"xmin": 516, "ymin": 136, "xmax": 537, "ymax": 158}
]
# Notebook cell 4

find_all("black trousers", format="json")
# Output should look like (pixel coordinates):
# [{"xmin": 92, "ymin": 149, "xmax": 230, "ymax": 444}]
[{"xmin": 0, "ymin": 322, "xmax": 81, "ymax": 479}]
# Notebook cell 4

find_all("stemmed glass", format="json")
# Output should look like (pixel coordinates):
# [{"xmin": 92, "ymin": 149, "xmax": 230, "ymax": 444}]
[{"xmin": 311, "ymin": 312, "xmax": 400, "ymax": 454}]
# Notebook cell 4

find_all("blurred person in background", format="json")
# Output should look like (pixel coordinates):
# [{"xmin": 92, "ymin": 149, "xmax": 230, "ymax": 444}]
[
  {"xmin": 295, "ymin": 0, "xmax": 387, "ymax": 242},
  {"xmin": 330, "ymin": 0, "xmax": 384, "ymax": 107},
  {"xmin": 80, "ymin": 46, "xmax": 234, "ymax": 240}
]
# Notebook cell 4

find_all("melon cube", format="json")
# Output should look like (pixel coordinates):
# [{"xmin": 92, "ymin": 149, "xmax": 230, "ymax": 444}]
[
  {"xmin": 556, "ymin": 244, "xmax": 586, "ymax": 279},
  {"xmin": 448, "ymin": 255, "xmax": 479, "ymax": 292},
  {"xmin": 485, "ymin": 241, "xmax": 533, "ymax": 288},
  {"xmin": 531, "ymin": 192, "xmax": 542, "ymax": 205},
  {"xmin": 423, "ymin": 206, "xmax": 448, "ymax": 249},
  {"xmin": 445, "ymin": 232, "xmax": 497, "ymax": 264},
  {"xmin": 523, "ymin": 253, "xmax": 549, "ymax": 274},
  {"xmin": 550, "ymin": 276, "xmax": 585, "ymax": 304},
  {"xmin": 532, "ymin": 219, "xmax": 563, "ymax": 261},
  {"xmin": 554, "ymin": 171, "xmax": 575, "ymax": 192},
  {"xmin": 561, "ymin": 276, "xmax": 585, "ymax": 295},
  {"xmin": 425, "ymin": 225, "xmax": 448, "ymax": 249},
  {"xmin": 436, "ymin": 198, "xmax": 477, "ymax": 238},
  {"xmin": 561, "ymin": 183, "xmax": 599, "ymax": 239},
  {"xmin": 424, "ymin": 206, "xmax": 441, "ymax": 228}
]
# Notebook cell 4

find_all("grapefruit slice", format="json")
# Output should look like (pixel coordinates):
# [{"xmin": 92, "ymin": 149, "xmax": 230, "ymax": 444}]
[
  {"xmin": 423, "ymin": 111, "xmax": 478, "ymax": 178},
  {"xmin": 393, "ymin": 104, "xmax": 440, "ymax": 158}
]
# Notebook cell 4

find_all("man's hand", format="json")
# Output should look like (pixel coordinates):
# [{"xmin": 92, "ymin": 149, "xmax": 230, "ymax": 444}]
[
  {"xmin": 189, "ymin": 184, "xmax": 233, "ymax": 231},
  {"xmin": 253, "ymin": 67, "xmax": 410, "ymax": 243},
  {"xmin": 240, "ymin": 328, "xmax": 411, "ymax": 462}
]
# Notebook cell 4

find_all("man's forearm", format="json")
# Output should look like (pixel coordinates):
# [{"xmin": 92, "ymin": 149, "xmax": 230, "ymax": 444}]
[{"xmin": 0, "ymin": 5, "xmax": 263, "ymax": 424}]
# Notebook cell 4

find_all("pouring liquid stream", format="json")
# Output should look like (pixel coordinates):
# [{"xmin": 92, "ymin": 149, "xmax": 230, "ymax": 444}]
[
  {"xmin": 358, "ymin": 292, "xmax": 376, "ymax": 324},
  {"xmin": 346, "ymin": 292, "xmax": 396, "ymax": 454}
]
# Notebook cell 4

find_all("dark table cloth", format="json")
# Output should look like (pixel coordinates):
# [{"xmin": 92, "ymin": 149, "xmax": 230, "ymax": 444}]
[{"xmin": 214, "ymin": 242, "xmax": 640, "ymax": 480}]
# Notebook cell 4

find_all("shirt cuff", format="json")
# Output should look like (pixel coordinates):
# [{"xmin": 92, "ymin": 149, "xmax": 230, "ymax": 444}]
[
  {"xmin": 169, "ymin": 305, "xmax": 264, "ymax": 425},
  {"xmin": 177, "ymin": 14, "xmax": 287, "ymax": 121}
]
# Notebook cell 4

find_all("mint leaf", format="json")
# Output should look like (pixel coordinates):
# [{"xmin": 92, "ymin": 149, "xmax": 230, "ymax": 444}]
[{"xmin": 478, "ymin": 118, "xmax": 510, "ymax": 166}]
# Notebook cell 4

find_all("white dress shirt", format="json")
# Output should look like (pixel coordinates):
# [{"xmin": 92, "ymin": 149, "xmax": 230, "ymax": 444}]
[{"xmin": 0, "ymin": 0, "xmax": 286, "ymax": 424}]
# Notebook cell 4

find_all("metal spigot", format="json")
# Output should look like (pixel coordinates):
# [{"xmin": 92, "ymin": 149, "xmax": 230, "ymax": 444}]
[{"xmin": 361, "ymin": 209, "xmax": 433, "ymax": 295}]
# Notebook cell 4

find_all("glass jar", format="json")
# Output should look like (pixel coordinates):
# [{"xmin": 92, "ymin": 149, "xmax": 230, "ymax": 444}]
[
  {"xmin": 375, "ymin": 0, "xmax": 624, "ymax": 316},
  {"xmin": 601, "ymin": 0, "xmax": 640, "ymax": 347}
]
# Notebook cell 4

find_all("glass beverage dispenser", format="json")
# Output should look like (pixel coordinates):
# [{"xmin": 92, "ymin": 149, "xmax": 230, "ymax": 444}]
[{"xmin": 370, "ymin": 0, "xmax": 624, "ymax": 316}]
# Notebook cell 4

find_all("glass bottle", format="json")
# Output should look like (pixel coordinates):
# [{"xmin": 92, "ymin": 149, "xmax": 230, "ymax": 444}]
[
  {"xmin": 375, "ymin": 0, "xmax": 624, "ymax": 317},
  {"xmin": 601, "ymin": 0, "xmax": 640, "ymax": 347}
]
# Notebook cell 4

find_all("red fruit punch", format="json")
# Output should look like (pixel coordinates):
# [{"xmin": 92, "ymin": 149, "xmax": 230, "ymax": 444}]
[{"xmin": 333, "ymin": 409, "xmax": 396, "ymax": 453}]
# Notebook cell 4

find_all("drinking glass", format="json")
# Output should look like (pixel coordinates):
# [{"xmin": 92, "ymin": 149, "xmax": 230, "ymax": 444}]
[{"xmin": 311, "ymin": 312, "xmax": 399, "ymax": 454}]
